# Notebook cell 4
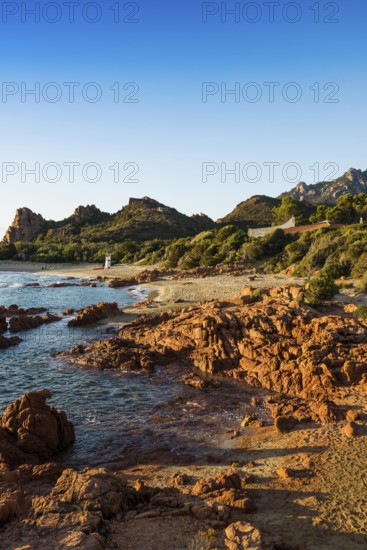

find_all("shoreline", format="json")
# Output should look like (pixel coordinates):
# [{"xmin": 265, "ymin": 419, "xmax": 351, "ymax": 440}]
[
  {"xmin": 0, "ymin": 260, "xmax": 306, "ymax": 317},
  {"xmin": 0, "ymin": 265, "xmax": 367, "ymax": 547}
]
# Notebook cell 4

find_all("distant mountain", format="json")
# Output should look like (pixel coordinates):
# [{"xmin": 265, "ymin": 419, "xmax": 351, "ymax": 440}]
[
  {"xmin": 280, "ymin": 168, "xmax": 367, "ymax": 205},
  {"xmin": 218, "ymin": 195, "xmax": 316, "ymax": 229},
  {"xmin": 2, "ymin": 197, "xmax": 215, "ymax": 245}
]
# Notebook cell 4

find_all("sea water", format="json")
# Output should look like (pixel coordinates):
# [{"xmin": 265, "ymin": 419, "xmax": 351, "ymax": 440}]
[{"xmin": 0, "ymin": 271, "xmax": 180, "ymax": 464}]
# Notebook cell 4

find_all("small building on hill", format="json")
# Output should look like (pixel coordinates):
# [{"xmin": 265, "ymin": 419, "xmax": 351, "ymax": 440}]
[
  {"xmin": 283, "ymin": 221, "xmax": 334, "ymax": 235},
  {"xmin": 248, "ymin": 216, "xmax": 296, "ymax": 238},
  {"xmin": 248, "ymin": 219, "xmax": 340, "ymax": 238}
]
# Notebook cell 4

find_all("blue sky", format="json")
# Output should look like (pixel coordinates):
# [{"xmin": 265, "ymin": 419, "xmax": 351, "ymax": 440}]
[{"xmin": 0, "ymin": 0, "xmax": 366, "ymax": 235}]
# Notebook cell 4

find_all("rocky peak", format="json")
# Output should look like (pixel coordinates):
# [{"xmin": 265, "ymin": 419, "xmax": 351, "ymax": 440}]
[
  {"xmin": 345, "ymin": 167, "xmax": 364, "ymax": 182},
  {"xmin": 294, "ymin": 181, "xmax": 309, "ymax": 193},
  {"xmin": 281, "ymin": 167, "xmax": 367, "ymax": 205},
  {"xmin": 2, "ymin": 207, "xmax": 45, "ymax": 244},
  {"xmin": 71, "ymin": 204, "xmax": 102, "ymax": 223},
  {"xmin": 128, "ymin": 197, "xmax": 162, "ymax": 208},
  {"xmin": 191, "ymin": 212, "xmax": 214, "ymax": 224}
]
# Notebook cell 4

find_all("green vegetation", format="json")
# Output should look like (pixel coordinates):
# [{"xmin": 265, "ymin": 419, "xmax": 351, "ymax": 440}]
[
  {"xmin": 272, "ymin": 196, "xmax": 304, "ymax": 225},
  {"xmin": 304, "ymin": 274, "xmax": 339, "ymax": 306},
  {"xmin": 188, "ymin": 528, "xmax": 219, "ymax": 550},
  {"xmin": 31, "ymin": 198, "xmax": 214, "ymax": 245},
  {"xmin": 264, "ymin": 224, "xmax": 367, "ymax": 277},
  {"xmin": 219, "ymin": 194, "xmax": 315, "ymax": 229},
  {"xmin": 310, "ymin": 193, "xmax": 367, "ymax": 224},
  {"xmin": 357, "ymin": 274, "xmax": 367, "ymax": 293},
  {"xmin": 355, "ymin": 305, "xmax": 367, "ymax": 320},
  {"xmin": 2, "ymin": 193, "xmax": 367, "ymax": 291},
  {"xmin": 161, "ymin": 225, "xmax": 250, "ymax": 269},
  {"xmin": 219, "ymin": 195, "xmax": 281, "ymax": 229}
]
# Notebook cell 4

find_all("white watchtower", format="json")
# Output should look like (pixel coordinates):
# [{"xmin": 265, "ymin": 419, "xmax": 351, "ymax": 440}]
[{"xmin": 104, "ymin": 254, "xmax": 112, "ymax": 269}]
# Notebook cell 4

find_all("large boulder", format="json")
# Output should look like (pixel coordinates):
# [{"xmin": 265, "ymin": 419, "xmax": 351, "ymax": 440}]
[
  {"xmin": 0, "ymin": 390, "xmax": 75, "ymax": 464},
  {"xmin": 49, "ymin": 468, "xmax": 132, "ymax": 518}
]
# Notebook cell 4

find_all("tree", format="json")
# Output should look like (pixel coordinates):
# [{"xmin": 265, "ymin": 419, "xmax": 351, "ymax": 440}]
[{"xmin": 272, "ymin": 196, "xmax": 303, "ymax": 226}]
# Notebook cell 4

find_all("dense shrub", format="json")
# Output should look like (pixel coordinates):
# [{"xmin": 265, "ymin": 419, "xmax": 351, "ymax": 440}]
[
  {"xmin": 304, "ymin": 275, "xmax": 338, "ymax": 305},
  {"xmin": 355, "ymin": 305, "xmax": 367, "ymax": 319},
  {"xmin": 161, "ymin": 226, "xmax": 248, "ymax": 269},
  {"xmin": 357, "ymin": 274, "xmax": 367, "ymax": 293},
  {"xmin": 310, "ymin": 193, "xmax": 367, "ymax": 224}
]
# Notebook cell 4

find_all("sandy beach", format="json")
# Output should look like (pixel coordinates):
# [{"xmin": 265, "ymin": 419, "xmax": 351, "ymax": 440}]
[
  {"xmin": 42, "ymin": 262, "xmax": 306, "ymax": 311},
  {"xmin": 0, "ymin": 260, "xmax": 306, "ymax": 314}
]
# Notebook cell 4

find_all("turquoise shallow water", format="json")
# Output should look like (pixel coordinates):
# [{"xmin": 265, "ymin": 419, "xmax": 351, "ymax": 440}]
[{"xmin": 0, "ymin": 271, "xmax": 180, "ymax": 464}]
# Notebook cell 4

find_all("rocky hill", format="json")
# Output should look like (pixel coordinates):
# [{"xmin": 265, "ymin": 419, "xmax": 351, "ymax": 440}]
[
  {"xmin": 2, "ymin": 197, "xmax": 215, "ymax": 245},
  {"xmin": 218, "ymin": 195, "xmax": 316, "ymax": 228},
  {"xmin": 217, "ymin": 195, "xmax": 280, "ymax": 229},
  {"xmin": 108, "ymin": 197, "xmax": 215, "ymax": 241},
  {"xmin": 3, "ymin": 208, "xmax": 46, "ymax": 244},
  {"xmin": 280, "ymin": 168, "xmax": 367, "ymax": 205}
]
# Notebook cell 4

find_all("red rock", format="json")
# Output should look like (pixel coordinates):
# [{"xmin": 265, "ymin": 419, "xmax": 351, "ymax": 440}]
[
  {"xmin": 192, "ymin": 473, "xmax": 242, "ymax": 496},
  {"xmin": 9, "ymin": 313, "xmax": 61, "ymax": 333},
  {"xmin": 62, "ymin": 291, "xmax": 367, "ymax": 425},
  {"xmin": 171, "ymin": 472, "xmax": 190, "ymax": 487},
  {"xmin": 0, "ymin": 390, "xmax": 75, "ymax": 464},
  {"xmin": 49, "ymin": 468, "xmax": 129, "ymax": 517},
  {"xmin": 68, "ymin": 302, "xmax": 120, "ymax": 327},
  {"xmin": 215, "ymin": 489, "xmax": 257, "ymax": 513},
  {"xmin": 346, "ymin": 410, "xmax": 360, "ymax": 422},
  {"xmin": 224, "ymin": 521, "xmax": 267, "ymax": 550},
  {"xmin": 0, "ymin": 490, "xmax": 25, "ymax": 525},
  {"xmin": 108, "ymin": 269, "xmax": 163, "ymax": 288},
  {"xmin": 342, "ymin": 422, "xmax": 358, "ymax": 438},
  {"xmin": 59, "ymin": 337, "xmax": 156, "ymax": 371}
]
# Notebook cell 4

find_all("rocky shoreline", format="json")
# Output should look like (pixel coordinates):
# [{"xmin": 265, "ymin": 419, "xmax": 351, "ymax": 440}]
[{"xmin": 0, "ymin": 270, "xmax": 367, "ymax": 549}]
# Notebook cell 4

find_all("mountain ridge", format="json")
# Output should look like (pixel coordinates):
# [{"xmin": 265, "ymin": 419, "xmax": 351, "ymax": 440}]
[
  {"xmin": 280, "ymin": 167, "xmax": 367, "ymax": 205},
  {"xmin": 3, "ymin": 168, "xmax": 367, "ymax": 246},
  {"xmin": 2, "ymin": 197, "xmax": 215, "ymax": 245}
]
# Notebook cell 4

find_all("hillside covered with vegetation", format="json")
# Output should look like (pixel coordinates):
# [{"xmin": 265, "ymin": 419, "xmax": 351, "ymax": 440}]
[{"xmin": 1, "ymin": 193, "xmax": 367, "ymax": 274}]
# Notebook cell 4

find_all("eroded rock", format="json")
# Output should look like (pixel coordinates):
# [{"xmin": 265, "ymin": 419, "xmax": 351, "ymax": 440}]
[
  {"xmin": 9, "ymin": 313, "xmax": 61, "ymax": 333},
  {"xmin": 0, "ymin": 389, "xmax": 75, "ymax": 464},
  {"xmin": 68, "ymin": 302, "xmax": 120, "ymax": 327}
]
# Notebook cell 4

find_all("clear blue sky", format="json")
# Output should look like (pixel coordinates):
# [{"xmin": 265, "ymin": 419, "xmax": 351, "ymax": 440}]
[{"xmin": 0, "ymin": 0, "xmax": 366, "ymax": 235}]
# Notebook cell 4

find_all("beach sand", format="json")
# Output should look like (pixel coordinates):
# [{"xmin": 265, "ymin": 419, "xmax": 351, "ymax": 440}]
[
  {"xmin": 48, "ymin": 263, "xmax": 305, "ymax": 313},
  {"xmin": 0, "ymin": 261, "xmax": 305, "ymax": 314}
]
